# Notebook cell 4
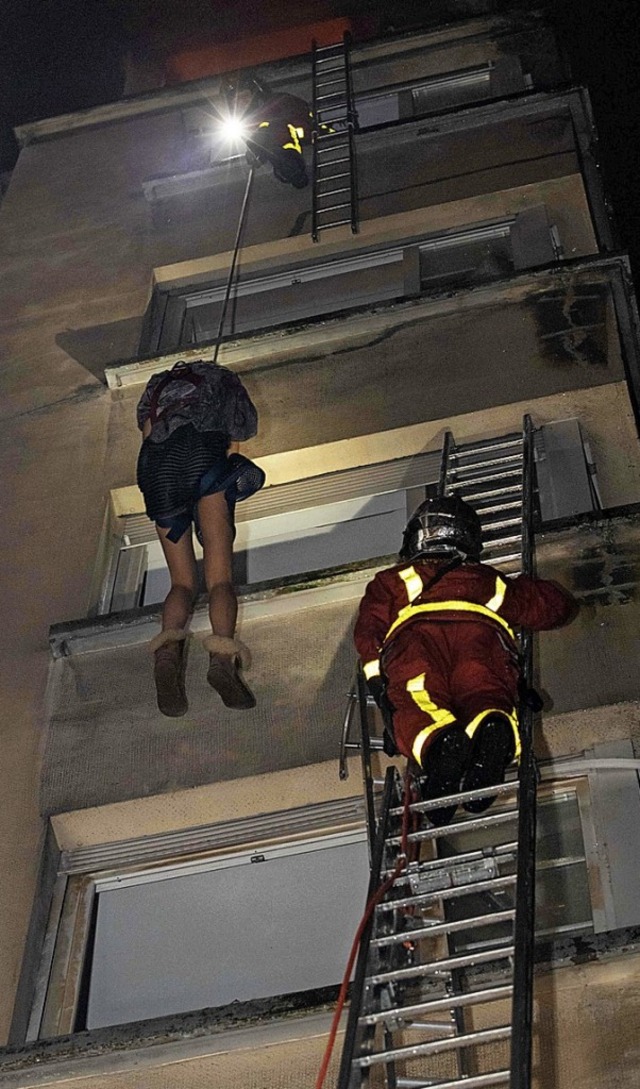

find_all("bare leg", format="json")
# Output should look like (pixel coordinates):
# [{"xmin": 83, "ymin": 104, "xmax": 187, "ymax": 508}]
[
  {"xmin": 155, "ymin": 525, "xmax": 198, "ymax": 630},
  {"xmin": 197, "ymin": 491, "xmax": 237, "ymax": 637},
  {"xmin": 197, "ymin": 491, "xmax": 255, "ymax": 709},
  {"xmin": 151, "ymin": 526, "xmax": 198, "ymax": 717}
]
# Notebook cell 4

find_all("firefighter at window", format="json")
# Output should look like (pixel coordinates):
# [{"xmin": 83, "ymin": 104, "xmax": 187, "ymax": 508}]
[
  {"xmin": 222, "ymin": 76, "xmax": 312, "ymax": 189},
  {"xmin": 354, "ymin": 495, "xmax": 577, "ymax": 825},
  {"xmin": 137, "ymin": 360, "xmax": 265, "ymax": 717}
]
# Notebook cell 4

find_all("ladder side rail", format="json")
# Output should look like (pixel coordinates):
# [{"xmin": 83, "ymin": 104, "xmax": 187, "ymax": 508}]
[
  {"xmin": 510, "ymin": 414, "xmax": 537, "ymax": 1089},
  {"xmin": 343, "ymin": 31, "xmax": 359, "ymax": 235},
  {"xmin": 438, "ymin": 430, "xmax": 455, "ymax": 495},
  {"xmin": 356, "ymin": 664, "xmax": 379, "ymax": 856},
  {"xmin": 339, "ymin": 672, "xmax": 358, "ymax": 782},
  {"xmin": 337, "ymin": 767, "xmax": 399, "ymax": 1089},
  {"xmin": 311, "ymin": 39, "xmax": 321, "ymax": 243}
]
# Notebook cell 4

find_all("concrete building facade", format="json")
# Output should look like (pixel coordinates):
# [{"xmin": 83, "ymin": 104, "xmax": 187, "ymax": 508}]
[{"xmin": 0, "ymin": 8, "xmax": 639, "ymax": 1087}]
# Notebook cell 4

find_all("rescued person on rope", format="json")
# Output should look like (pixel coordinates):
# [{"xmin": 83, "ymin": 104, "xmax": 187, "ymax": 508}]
[
  {"xmin": 354, "ymin": 495, "xmax": 577, "ymax": 826},
  {"xmin": 137, "ymin": 359, "xmax": 264, "ymax": 717}
]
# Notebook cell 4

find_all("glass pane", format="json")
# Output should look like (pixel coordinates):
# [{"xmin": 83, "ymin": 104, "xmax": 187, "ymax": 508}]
[
  {"xmin": 537, "ymin": 792, "xmax": 585, "ymax": 861},
  {"xmin": 536, "ymin": 860, "xmax": 592, "ymax": 935},
  {"xmin": 86, "ymin": 834, "xmax": 370, "ymax": 1029},
  {"xmin": 434, "ymin": 789, "xmax": 592, "ymax": 947}
]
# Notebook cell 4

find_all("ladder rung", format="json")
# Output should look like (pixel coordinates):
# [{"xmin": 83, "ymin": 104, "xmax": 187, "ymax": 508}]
[
  {"xmin": 453, "ymin": 443, "xmax": 522, "ymax": 460},
  {"xmin": 397, "ymin": 1073, "xmax": 510, "ymax": 1089},
  {"xmin": 316, "ymin": 218, "xmax": 353, "ymax": 229},
  {"xmin": 483, "ymin": 513, "xmax": 522, "ymax": 525},
  {"xmin": 354, "ymin": 1025, "xmax": 512, "ymax": 1068},
  {"xmin": 452, "ymin": 435, "xmax": 522, "ymax": 455},
  {"xmin": 453, "ymin": 467, "xmax": 522, "ymax": 485},
  {"xmin": 394, "ymin": 779, "xmax": 518, "ymax": 816},
  {"xmin": 318, "ymin": 103, "xmax": 348, "ymax": 115},
  {"xmin": 317, "ymin": 134, "xmax": 349, "ymax": 145},
  {"xmin": 387, "ymin": 792, "xmax": 518, "ymax": 823},
  {"xmin": 371, "ymin": 908, "xmax": 515, "ymax": 948},
  {"xmin": 484, "ymin": 525, "xmax": 523, "ymax": 539},
  {"xmin": 485, "ymin": 552, "xmax": 522, "ymax": 567},
  {"xmin": 475, "ymin": 499, "xmax": 522, "ymax": 513},
  {"xmin": 386, "ymin": 811, "xmax": 518, "ymax": 848},
  {"xmin": 318, "ymin": 202, "xmax": 351, "ymax": 213},
  {"xmin": 383, "ymin": 840, "xmax": 518, "ymax": 879},
  {"xmin": 317, "ymin": 189, "xmax": 352, "ymax": 200},
  {"xmin": 383, "ymin": 845, "xmax": 518, "ymax": 888},
  {"xmin": 359, "ymin": 983, "xmax": 514, "ymax": 1027},
  {"xmin": 451, "ymin": 451, "xmax": 522, "ymax": 469},
  {"xmin": 368, "ymin": 944, "xmax": 515, "ymax": 986},
  {"xmin": 316, "ymin": 172, "xmax": 351, "ymax": 183},
  {"xmin": 459, "ymin": 487, "xmax": 522, "ymax": 504},
  {"xmin": 483, "ymin": 518, "xmax": 522, "ymax": 535},
  {"xmin": 376, "ymin": 873, "xmax": 516, "ymax": 912}
]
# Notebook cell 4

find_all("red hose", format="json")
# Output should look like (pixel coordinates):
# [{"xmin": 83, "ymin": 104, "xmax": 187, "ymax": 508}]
[{"xmin": 315, "ymin": 769, "xmax": 413, "ymax": 1089}]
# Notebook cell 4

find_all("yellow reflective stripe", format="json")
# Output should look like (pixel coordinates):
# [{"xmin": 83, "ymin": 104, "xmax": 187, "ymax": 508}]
[
  {"xmin": 412, "ymin": 724, "xmax": 447, "ymax": 765},
  {"xmin": 295, "ymin": 126, "xmax": 305, "ymax": 138},
  {"xmin": 406, "ymin": 673, "xmax": 456, "ymax": 764},
  {"xmin": 466, "ymin": 707, "xmax": 521, "ymax": 761},
  {"xmin": 485, "ymin": 575, "xmax": 507, "ymax": 613},
  {"xmin": 258, "ymin": 121, "xmax": 270, "ymax": 128},
  {"xmin": 385, "ymin": 601, "xmax": 516, "ymax": 643},
  {"xmin": 398, "ymin": 566, "xmax": 423, "ymax": 603},
  {"xmin": 363, "ymin": 659, "xmax": 380, "ymax": 680},
  {"xmin": 285, "ymin": 124, "xmax": 302, "ymax": 153}
]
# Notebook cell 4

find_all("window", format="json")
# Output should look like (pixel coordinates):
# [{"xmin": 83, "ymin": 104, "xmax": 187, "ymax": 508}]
[
  {"xmin": 95, "ymin": 416, "xmax": 600, "ymax": 618},
  {"xmin": 141, "ymin": 207, "xmax": 559, "ymax": 355},
  {"xmin": 355, "ymin": 58, "xmax": 527, "ymax": 129},
  {"xmin": 23, "ymin": 751, "xmax": 640, "ymax": 1042},
  {"xmin": 94, "ymin": 451, "xmax": 441, "ymax": 615},
  {"xmin": 27, "ymin": 808, "xmax": 370, "ymax": 1040}
]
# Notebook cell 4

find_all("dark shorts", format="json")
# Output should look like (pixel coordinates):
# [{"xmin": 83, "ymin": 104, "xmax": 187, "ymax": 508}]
[{"xmin": 137, "ymin": 425, "xmax": 265, "ymax": 543}]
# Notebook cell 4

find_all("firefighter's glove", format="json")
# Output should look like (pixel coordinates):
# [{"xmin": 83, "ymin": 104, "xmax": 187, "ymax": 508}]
[{"xmin": 366, "ymin": 676, "xmax": 385, "ymax": 709}]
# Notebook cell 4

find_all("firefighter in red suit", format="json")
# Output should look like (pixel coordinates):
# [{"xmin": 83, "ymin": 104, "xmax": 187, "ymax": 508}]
[{"xmin": 354, "ymin": 495, "xmax": 577, "ymax": 824}]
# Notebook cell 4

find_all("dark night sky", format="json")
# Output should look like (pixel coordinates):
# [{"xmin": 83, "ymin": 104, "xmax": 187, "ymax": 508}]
[{"xmin": 1, "ymin": 1, "xmax": 639, "ymax": 270}]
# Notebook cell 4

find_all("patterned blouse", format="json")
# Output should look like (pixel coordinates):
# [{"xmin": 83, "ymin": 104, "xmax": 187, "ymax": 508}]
[{"xmin": 136, "ymin": 360, "xmax": 258, "ymax": 444}]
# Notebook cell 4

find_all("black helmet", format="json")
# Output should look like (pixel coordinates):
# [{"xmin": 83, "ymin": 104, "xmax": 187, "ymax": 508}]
[{"xmin": 400, "ymin": 495, "xmax": 483, "ymax": 562}]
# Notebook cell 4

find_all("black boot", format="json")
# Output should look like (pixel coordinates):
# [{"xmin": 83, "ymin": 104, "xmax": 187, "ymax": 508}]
[
  {"xmin": 417, "ymin": 726, "xmax": 471, "ymax": 827},
  {"xmin": 462, "ymin": 713, "xmax": 516, "ymax": 813},
  {"xmin": 150, "ymin": 630, "xmax": 188, "ymax": 717}
]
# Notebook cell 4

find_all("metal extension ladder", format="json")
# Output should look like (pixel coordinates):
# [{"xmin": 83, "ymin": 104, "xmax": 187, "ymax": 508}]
[
  {"xmin": 311, "ymin": 33, "xmax": 359, "ymax": 241},
  {"xmin": 337, "ymin": 417, "xmax": 538, "ymax": 1089}
]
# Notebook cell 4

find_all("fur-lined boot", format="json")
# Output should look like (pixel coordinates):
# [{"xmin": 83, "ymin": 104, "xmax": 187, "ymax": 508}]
[
  {"xmin": 149, "ymin": 629, "xmax": 189, "ymax": 717},
  {"xmin": 203, "ymin": 634, "xmax": 256, "ymax": 710}
]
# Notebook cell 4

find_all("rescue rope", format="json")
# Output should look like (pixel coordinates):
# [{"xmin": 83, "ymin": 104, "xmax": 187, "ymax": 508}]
[
  {"xmin": 212, "ymin": 165, "xmax": 255, "ymax": 366},
  {"xmin": 314, "ymin": 767, "xmax": 413, "ymax": 1089}
]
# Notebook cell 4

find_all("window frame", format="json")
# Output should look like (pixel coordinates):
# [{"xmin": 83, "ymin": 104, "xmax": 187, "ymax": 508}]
[
  {"xmin": 23, "ymin": 763, "xmax": 640, "ymax": 1044},
  {"xmin": 140, "ymin": 208, "xmax": 559, "ymax": 357}
]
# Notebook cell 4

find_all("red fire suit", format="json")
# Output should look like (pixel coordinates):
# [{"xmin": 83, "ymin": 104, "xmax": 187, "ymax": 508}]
[{"xmin": 354, "ymin": 559, "xmax": 576, "ymax": 766}]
